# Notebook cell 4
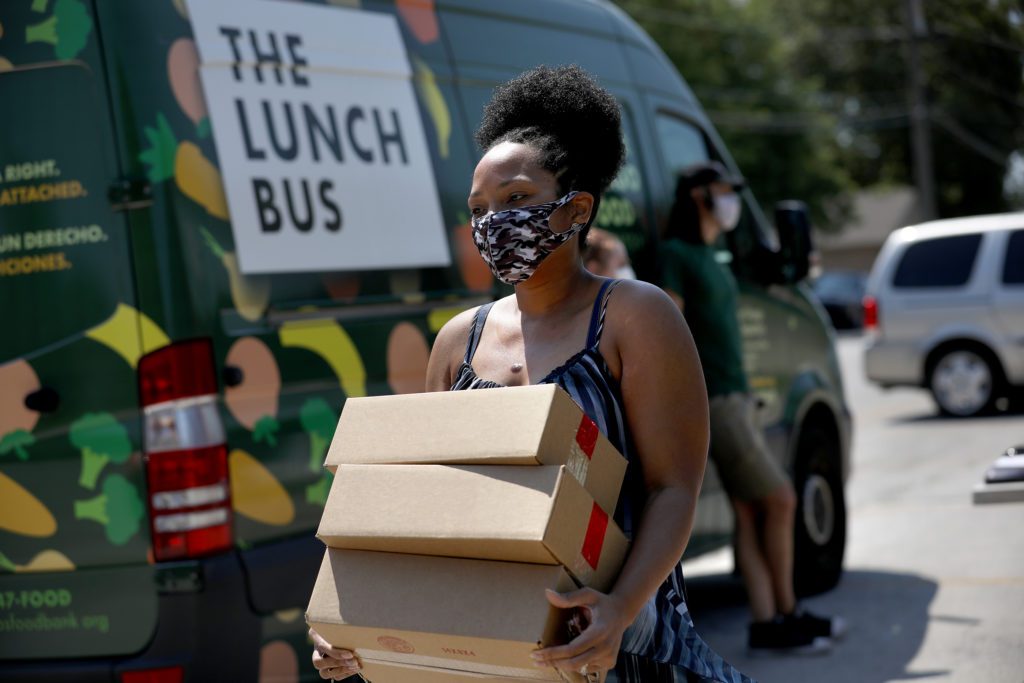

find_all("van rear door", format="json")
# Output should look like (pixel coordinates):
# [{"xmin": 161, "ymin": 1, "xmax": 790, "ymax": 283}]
[{"xmin": 0, "ymin": 63, "xmax": 159, "ymax": 660}]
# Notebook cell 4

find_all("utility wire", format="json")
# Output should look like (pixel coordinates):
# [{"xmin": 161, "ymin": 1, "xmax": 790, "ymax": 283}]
[
  {"xmin": 931, "ymin": 24, "xmax": 1024, "ymax": 54},
  {"xmin": 616, "ymin": 2, "xmax": 906, "ymax": 42},
  {"xmin": 705, "ymin": 107, "xmax": 909, "ymax": 132},
  {"xmin": 930, "ymin": 111, "xmax": 1011, "ymax": 165},
  {"xmin": 692, "ymin": 84, "xmax": 907, "ymax": 108},
  {"xmin": 935, "ymin": 62, "xmax": 1024, "ymax": 110}
]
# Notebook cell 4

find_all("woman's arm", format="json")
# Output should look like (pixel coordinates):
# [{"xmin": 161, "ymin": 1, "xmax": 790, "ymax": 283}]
[{"xmin": 532, "ymin": 281, "xmax": 709, "ymax": 674}]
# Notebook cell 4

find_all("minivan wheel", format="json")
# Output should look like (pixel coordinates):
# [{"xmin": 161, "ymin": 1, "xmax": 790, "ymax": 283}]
[
  {"xmin": 928, "ymin": 348, "xmax": 997, "ymax": 417},
  {"xmin": 793, "ymin": 425, "xmax": 846, "ymax": 597}
]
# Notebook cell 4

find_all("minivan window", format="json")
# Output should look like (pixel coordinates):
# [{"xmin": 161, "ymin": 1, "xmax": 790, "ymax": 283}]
[
  {"xmin": 1002, "ymin": 230, "xmax": 1024, "ymax": 284},
  {"xmin": 892, "ymin": 234, "xmax": 983, "ymax": 288}
]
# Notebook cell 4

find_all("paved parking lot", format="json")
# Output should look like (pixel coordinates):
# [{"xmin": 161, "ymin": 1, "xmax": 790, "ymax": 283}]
[{"xmin": 682, "ymin": 334, "xmax": 1024, "ymax": 683}]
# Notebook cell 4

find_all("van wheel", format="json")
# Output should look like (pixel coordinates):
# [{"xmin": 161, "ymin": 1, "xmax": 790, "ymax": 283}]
[
  {"xmin": 793, "ymin": 425, "xmax": 846, "ymax": 597},
  {"xmin": 927, "ymin": 348, "xmax": 999, "ymax": 417}
]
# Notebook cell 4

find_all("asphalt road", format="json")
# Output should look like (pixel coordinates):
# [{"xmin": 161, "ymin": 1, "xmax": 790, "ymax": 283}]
[{"xmin": 680, "ymin": 333, "xmax": 1024, "ymax": 683}]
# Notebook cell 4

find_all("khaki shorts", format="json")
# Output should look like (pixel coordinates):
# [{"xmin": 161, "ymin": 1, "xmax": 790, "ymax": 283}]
[{"xmin": 708, "ymin": 392, "xmax": 789, "ymax": 501}]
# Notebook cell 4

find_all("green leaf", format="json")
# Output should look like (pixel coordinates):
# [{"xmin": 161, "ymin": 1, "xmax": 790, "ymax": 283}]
[
  {"xmin": 0, "ymin": 551, "xmax": 16, "ymax": 573},
  {"xmin": 138, "ymin": 113, "xmax": 178, "ymax": 183},
  {"xmin": 196, "ymin": 117, "xmax": 212, "ymax": 139},
  {"xmin": 0, "ymin": 430, "xmax": 35, "ymax": 461},
  {"xmin": 199, "ymin": 225, "xmax": 226, "ymax": 260},
  {"xmin": 253, "ymin": 415, "xmax": 280, "ymax": 446}
]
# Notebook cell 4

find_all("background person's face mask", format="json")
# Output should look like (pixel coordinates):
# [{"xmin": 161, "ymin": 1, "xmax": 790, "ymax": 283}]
[
  {"xmin": 471, "ymin": 191, "xmax": 585, "ymax": 285},
  {"xmin": 712, "ymin": 192, "xmax": 742, "ymax": 232}
]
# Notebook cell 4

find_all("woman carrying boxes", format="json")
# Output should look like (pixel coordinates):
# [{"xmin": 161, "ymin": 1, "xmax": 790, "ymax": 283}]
[{"xmin": 309, "ymin": 65, "xmax": 754, "ymax": 683}]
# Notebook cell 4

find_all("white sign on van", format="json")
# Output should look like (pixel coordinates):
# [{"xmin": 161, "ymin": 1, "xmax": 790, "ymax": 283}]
[{"xmin": 187, "ymin": 0, "xmax": 450, "ymax": 274}]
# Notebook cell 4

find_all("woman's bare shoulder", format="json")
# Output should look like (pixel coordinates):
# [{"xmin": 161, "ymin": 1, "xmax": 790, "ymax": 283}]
[
  {"xmin": 426, "ymin": 306, "xmax": 478, "ymax": 392},
  {"xmin": 607, "ymin": 279, "xmax": 683, "ymax": 323},
  {"xmin": 597, "ymin": 279, "xmax": 689, "ymax": 379},
  {"xmin": 433, "ymin": 306, "xmax": 480, "ymax": 358}
]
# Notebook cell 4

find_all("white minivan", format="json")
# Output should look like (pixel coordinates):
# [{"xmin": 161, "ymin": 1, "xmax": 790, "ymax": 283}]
[{"xmin": 864, "ymin": 213, "xmax": 1024, "ymax": 416}]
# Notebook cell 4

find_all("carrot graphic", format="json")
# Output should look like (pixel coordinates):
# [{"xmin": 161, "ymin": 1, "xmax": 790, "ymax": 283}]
[
  {"xmin": 229, "ymin": 449, "xmax": 294, "ymax": 527},
  {"xmin": 0, "ymin": 549, "xmax": 75, "ymax": 573},
  {"xmin": 201, "ymin": 227, "xmax": 271, "ymax": 323},
  {"xmin": 0, "ymin": 471, "xmax": 57, "ymax": 538}
]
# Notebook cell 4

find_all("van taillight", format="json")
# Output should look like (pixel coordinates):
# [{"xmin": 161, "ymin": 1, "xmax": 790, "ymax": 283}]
[
  {"xmin": 139, "ymin": 340, "xmax": 232, "ymax": 561},
  {"xmin": 121, "ymin": 666, "xmax": 184, "ymax": 683},
  {"xmin": 863, "ymin": 295, "xmax": 879, "ymax": 330}
]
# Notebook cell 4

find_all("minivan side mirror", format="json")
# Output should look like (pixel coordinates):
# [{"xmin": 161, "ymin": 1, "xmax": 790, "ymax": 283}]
[{"xmin": 774, "ymin": 200, "xmax": 814, "ymax": 283}]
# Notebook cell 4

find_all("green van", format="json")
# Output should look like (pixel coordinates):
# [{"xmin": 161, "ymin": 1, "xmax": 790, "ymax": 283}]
[{"xmin": 0, "ymin": 0, "xmax": 850, "ymax": 679}]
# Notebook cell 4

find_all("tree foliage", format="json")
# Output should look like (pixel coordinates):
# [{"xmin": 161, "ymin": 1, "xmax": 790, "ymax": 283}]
[
  {"xmin": 618, "ymin": 0, "xmax": 1024, "ymax": 228},
  {"xmin": 773, "ymin": 0, "xmax": 1024, "ymax": 217}
]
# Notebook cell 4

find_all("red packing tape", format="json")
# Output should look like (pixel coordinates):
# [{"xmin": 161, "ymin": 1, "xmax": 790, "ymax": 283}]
[
  {"xmin": 580, "ymin": 502, "xmax": 608, "ymax": 571},
  {"xmin": 575, "ymin": 415, "xmax": 599, "ymax": 459}
]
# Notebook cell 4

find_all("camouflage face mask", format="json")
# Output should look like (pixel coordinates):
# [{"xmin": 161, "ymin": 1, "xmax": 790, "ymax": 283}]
[{"xmin": 470, "ymin": 191, "xmax": 584, "ymax": 285}]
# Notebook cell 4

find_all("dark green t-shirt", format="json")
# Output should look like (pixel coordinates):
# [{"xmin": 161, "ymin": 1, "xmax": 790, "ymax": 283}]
[{"xmin": 660, "ymin": 238, "xmax": 748, "ymax": 398}]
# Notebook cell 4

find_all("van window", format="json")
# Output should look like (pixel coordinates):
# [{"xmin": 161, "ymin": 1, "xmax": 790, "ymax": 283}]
[
  {"xmin": 892, "ymin": 234, "xmax": 983, "ymax": 288},
  {"xmin": 596, "ymin": 106, "xmax": 650, "ymax": 255},
  {"xmin": 652, "ymin": 112, "xmax": 763, "ymax": 269},
  {"xmin": 654, "ymin": 114, "xmax": 710, "ymax": 174},
  {"xmin": 1002, "ymin": 230, "xmax": 1024, "ymax": 285}
]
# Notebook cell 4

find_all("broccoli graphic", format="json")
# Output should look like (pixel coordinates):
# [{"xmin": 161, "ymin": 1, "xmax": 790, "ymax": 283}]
[
  {"xmin": 300, "ymin": 398, "xmax": 336, "ymax": 473},
  {"xmin": 301, "ymin": 398, "xmax": 337, "ymax": 506},
  {"xmin": 74, "ymin": 474, "xmax": 144, "ymax": 546},
  {"xmin": 25, "ymin": 0, "xmax": 94, "ymax": 61},
  {"xmin": 0, "ymin": 430, "xmax": 35, "ymax": 461},
  {"xmin": 305, "ymin": 470, "xmax": 334, "ymax": 507},
  {"xmin": 252, "ymin": 415, "xmax": 280, "ymax": 447},
  {"xmin": 70, "ymin": 413, "xmax": 132, "ymax": 490}
]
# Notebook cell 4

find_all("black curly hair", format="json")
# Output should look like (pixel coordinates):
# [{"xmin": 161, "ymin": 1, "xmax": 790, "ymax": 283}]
[{"xmin": 474, "ymin": 65, "xmax": 626, "ymax": 243}]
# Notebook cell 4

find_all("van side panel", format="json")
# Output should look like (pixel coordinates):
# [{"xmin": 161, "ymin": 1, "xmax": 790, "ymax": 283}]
[
  {"xmin": 0, "ymin": 0, "xmax": 160, "ymax": 662},
  {"xmin": 93, "ymin": 1, "xmax": 497, "ymax": 676}
]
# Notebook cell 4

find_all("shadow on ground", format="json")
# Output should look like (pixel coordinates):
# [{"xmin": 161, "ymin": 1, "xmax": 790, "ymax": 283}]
[
  {"xmin": 887, "ymin": 391, "xmax": 1024, "ymax": 426},
  {"xmin": 684, "ymin": 569, "xmax": 942, "ymax": 683}
]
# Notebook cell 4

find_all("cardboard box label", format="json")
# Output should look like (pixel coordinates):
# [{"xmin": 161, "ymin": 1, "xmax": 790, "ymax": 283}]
[{"xmin": 376, "ymin": 635, "xmax": 416, "ymax": 654}]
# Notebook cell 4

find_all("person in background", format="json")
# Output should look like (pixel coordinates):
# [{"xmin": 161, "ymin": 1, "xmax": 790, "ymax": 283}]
[
  {"xmin": 311, "ymin": 66, "xmax": 754, "ymax": 683},
  {"xmin": 660, "ymin": 161, "xmax": 846, "ymax": 656},
  {"xmin": 584, "ymin": 227, "xmax": 636, "ymax": 279}
]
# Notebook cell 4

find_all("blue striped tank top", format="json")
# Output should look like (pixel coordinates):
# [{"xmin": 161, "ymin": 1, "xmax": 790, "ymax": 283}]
[{"xmin": 450, "ymin": 279, "xmax": 754, "ymax": 683}]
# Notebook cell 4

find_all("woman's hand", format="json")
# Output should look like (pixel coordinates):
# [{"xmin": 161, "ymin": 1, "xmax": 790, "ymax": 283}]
[
  {"xmin": 310, "ymin": 628, "xmax": 362, "ymax": 680},
  {"xmin": 530, "ymin": 587, "xmax": 631, "ymax": 677}
]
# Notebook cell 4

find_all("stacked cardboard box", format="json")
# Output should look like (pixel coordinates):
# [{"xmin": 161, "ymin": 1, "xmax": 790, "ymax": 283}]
[{"xmin": 306, "ymin": 385, "xmax": 630, "ymax": 683}]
